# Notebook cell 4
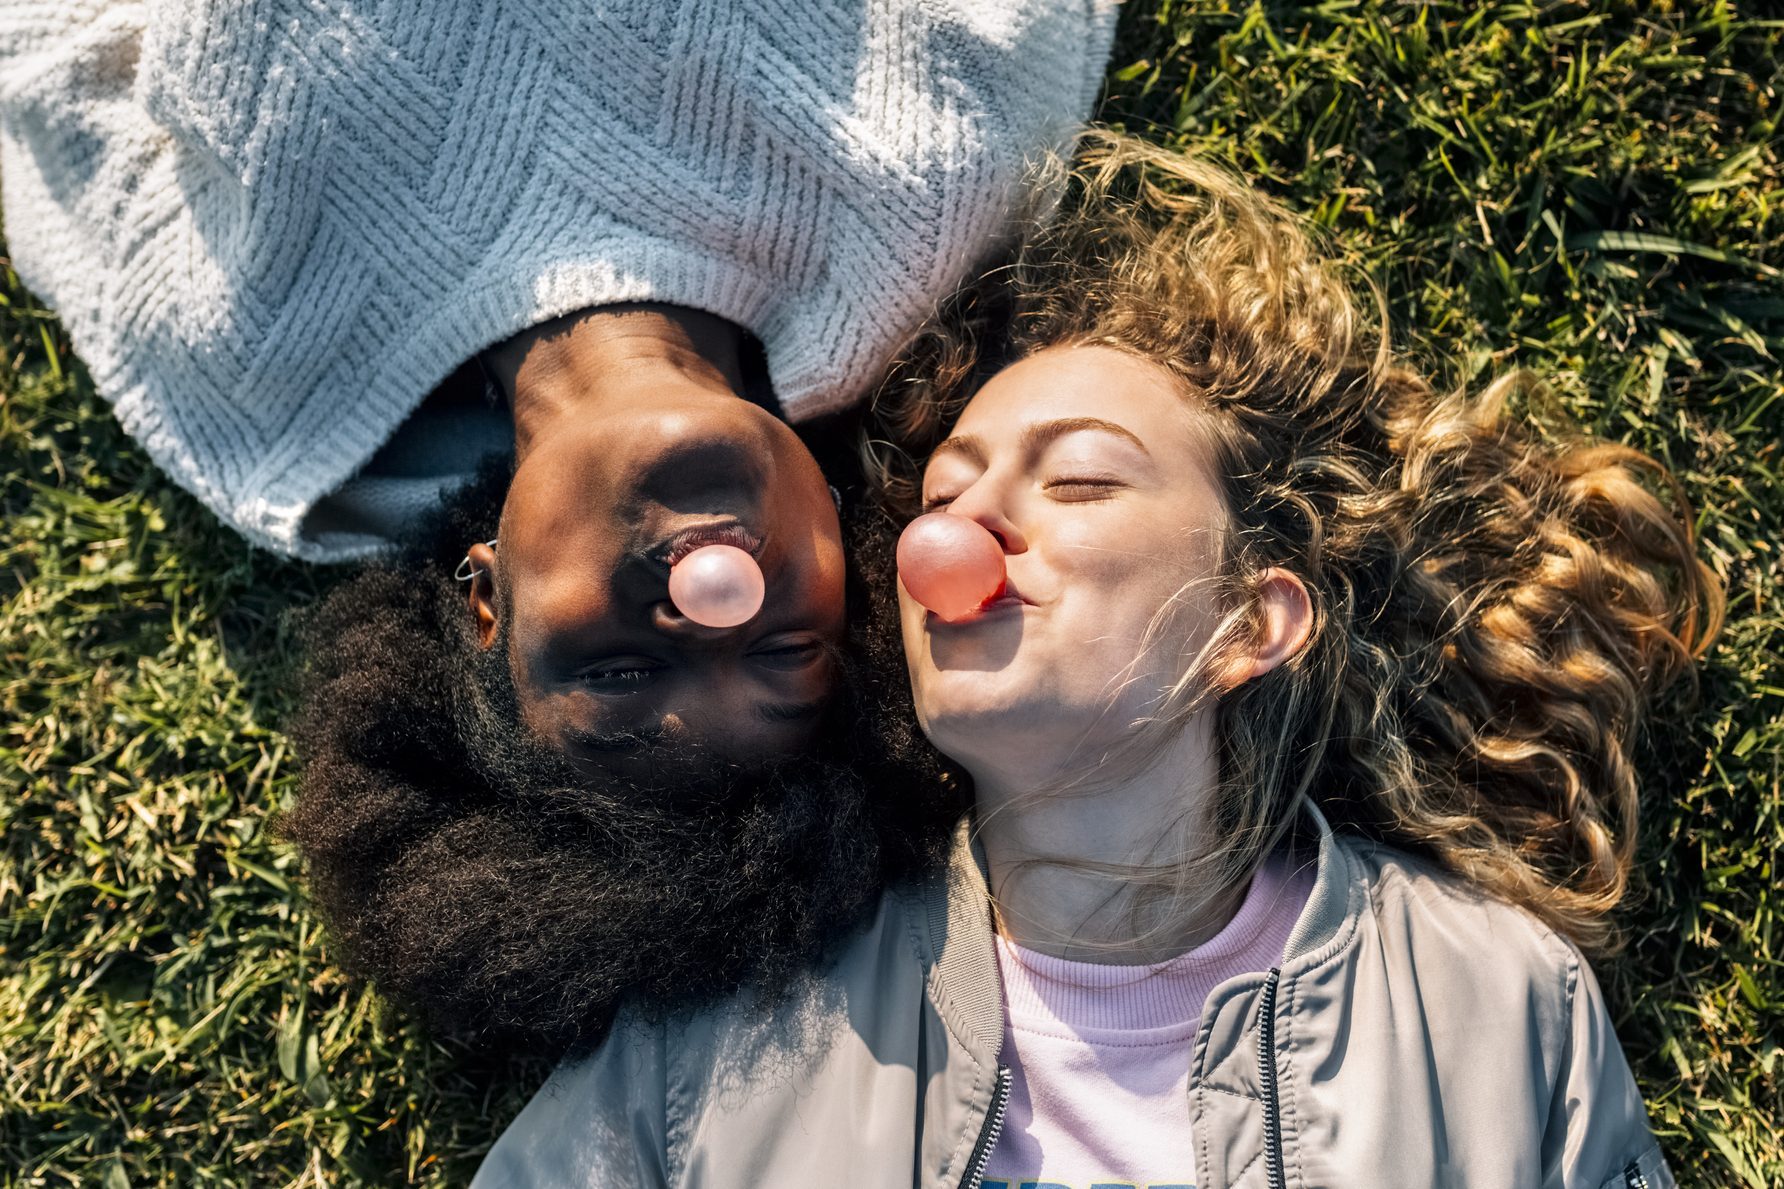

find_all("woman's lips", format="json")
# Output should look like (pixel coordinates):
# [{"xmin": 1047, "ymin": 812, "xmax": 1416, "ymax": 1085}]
[{"xmin": 927, "ymin": 582, "xmax": 1033, "ymax": 624}]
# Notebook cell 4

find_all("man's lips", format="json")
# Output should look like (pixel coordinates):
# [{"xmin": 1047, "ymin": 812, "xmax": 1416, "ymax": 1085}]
[{"xmin": 656, "ymin": 521, "xmax": 764, "ymax": 567}]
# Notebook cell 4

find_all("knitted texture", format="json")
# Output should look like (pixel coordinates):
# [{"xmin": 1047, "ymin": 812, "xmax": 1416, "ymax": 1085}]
[{"xmin": 0, "ymin": 0, "xmax": 1118, "ymax": 559}]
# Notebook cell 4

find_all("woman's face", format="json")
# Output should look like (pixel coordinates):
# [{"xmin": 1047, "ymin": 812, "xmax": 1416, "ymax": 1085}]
[
  {"xmin": 901, "ymin": 344, "xmax": 1231, "ymax": 772},
  {"xmin": 476, "ymin": 388, "xmax": 846, "ymax": 776}
]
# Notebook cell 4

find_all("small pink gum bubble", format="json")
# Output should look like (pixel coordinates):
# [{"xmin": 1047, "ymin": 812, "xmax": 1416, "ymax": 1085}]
[
  {"xmin": 668, "ymin": 544, "xmax": 766, "ymax": 628},
  {"xmin": 896, "ymin": 513, "xmax": 1007, "ymax": 621}
]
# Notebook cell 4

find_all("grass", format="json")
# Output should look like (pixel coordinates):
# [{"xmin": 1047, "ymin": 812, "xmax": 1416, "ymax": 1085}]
[{"xmin": 2, "ymin": 1, "xmax": 1779, "ymax": 1183}]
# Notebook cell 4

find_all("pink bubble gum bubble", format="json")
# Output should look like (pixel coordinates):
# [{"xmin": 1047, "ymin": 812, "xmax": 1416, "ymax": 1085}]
[
  {"xmin": 668, "ymin": 544, "xmax": 765, "ymax": 628},
  {"xmin": 896, "ymin": 513, "xmax": 1007, "ymax": 621}
]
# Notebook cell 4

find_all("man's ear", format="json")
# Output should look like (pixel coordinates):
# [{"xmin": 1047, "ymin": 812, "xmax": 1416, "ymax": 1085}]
[
  {"xmin": 467, "ymin": 542, "xmax": 501, "ymax": 649},
  {"xmin": 1214, "ymin": 567, "xmax": 1312, "ymax": 689}
]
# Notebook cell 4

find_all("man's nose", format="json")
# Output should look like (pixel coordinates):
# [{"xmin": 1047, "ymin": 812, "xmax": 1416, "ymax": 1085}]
[{"xmin": 649, "ymin": 600, "xmax": 751, "ymax": 643}]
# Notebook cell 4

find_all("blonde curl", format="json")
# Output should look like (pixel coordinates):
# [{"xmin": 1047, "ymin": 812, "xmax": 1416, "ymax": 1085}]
[{"xmin": 866, "ymin": 130, "xmax": 1724, "ymax": 955}]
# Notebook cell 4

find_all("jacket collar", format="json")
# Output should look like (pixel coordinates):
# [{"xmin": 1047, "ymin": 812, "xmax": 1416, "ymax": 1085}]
[
  {"xmin": 920, "ymin": 816, "xmax": 1004, "ymax": 1060},
  {"xmin": 1280, "ymin": 796, "xmax": 1367, "ymax": 967},
  {"xmin": 920, "ymin": 794, "xmax": 1362, "ymax": 1060}
]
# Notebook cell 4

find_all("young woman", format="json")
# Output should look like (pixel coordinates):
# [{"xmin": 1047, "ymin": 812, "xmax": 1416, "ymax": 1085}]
[{"xmin": 470, "ymin": 131, "xmax": 1721, "ymax": 1187}]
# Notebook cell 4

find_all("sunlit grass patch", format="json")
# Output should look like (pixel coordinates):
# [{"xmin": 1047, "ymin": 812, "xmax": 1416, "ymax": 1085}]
[{"xmin": 2, "ymin": 2, "xmax": 1779, "ymax": 1183}]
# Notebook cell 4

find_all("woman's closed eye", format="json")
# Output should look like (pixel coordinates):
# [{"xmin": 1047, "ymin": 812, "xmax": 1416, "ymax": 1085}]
[
  {"xmin": 922, "ymin": 474, "xmax": 1126, "ymax": 512},
  {"xmin": 918, "ymin": 473, "xmax": 970, "ymax": 512},
  {"xmin": 1042, "ymin": 475, "xmax": 1127, "ymax": 500}
]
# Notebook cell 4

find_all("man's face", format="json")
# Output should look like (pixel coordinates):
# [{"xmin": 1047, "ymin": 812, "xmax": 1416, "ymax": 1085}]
[{"xmin": 473, "ymin": 385, "xmax": 846, "ymax": 777}]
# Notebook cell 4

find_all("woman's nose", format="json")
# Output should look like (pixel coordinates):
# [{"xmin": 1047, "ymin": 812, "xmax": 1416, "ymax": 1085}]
[{"xmin": 944, "ymin": 481, "xmax": 1027, "ymax": 554}]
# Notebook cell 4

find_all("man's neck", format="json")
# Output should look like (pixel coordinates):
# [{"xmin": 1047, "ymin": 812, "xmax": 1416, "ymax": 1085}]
[{"xmin": 484, "ymin": 304, "xmax": 746, "ymax": 459}]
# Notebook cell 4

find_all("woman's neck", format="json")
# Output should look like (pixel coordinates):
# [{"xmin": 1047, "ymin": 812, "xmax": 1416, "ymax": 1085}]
[{"xmin": 970, "ymin": 713, "xmax": 1245, "ymax": 965}]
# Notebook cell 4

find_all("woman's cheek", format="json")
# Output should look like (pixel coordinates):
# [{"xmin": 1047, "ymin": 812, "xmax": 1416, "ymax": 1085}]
[
  {"xmin": 1052, "ymin": 519, "xmax": 1156, "ymax": 584},
  {"xmin": 899, "ymin": 594, "xmax": 929, "ymax": 664}
]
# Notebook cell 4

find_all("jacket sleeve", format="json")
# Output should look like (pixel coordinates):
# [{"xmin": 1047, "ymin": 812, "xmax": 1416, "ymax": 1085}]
[
  {"xmin": 470, "ymin": 1020, "xmax": 673, "ymax": 1189},
  {"xmin": 1545, "ymin": 951, "xmax": 1676, "ymax": 1189}
]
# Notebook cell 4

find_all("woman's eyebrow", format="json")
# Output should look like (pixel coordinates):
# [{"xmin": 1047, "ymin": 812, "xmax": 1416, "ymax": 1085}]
[
  {"xmin": 930, "ymin": 417, "xmax": 1149, "ymax": 466},
  {"xmin": 930, "ymin": 433, "xmax": 985, "ymax": 464},
  {"xmin": 1019, "ymin": 416, "xmax": 1149, "ymax": 454}
]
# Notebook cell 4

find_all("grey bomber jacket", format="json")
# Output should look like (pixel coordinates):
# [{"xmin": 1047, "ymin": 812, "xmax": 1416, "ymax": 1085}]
[{"xmin": 473, "ymin": 800, "xmax": 1676, "ymax": 1189}]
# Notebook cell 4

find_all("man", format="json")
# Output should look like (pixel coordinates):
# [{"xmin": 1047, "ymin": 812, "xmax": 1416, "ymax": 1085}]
[{"xmin": 2, "ymin": 0, "xmax": 1117, "ymax": 1046}]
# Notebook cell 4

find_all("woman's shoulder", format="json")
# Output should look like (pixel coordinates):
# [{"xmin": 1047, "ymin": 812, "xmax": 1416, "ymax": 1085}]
[
  {"xmin": 1307, "ymin": 833, "xmax": 1665, "ymax": 1184},
  {"xmin": 1331, "ymin": 832, "xmax": 1587, "ymax": 995}
]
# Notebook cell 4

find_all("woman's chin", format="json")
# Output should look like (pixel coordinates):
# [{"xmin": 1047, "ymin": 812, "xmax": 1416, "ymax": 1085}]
[{"xmin": 915, "ymin": 689, "xmax": 1087, "ymax": 770}]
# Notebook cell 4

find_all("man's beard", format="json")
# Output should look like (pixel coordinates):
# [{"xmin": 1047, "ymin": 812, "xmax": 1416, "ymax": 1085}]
[
  {"xmin": 343, "ymin": 680, "xmax": 952, "ymax": 1056},
  {"xmin": 282, "ymin": 493, "xmax": 960, "ymax": 1058}
]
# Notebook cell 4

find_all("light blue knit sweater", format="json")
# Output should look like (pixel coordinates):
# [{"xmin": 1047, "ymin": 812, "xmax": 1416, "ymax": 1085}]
[{"xmin": 0, "ymin": 0, "xmax": 1118, "ymax": 559}]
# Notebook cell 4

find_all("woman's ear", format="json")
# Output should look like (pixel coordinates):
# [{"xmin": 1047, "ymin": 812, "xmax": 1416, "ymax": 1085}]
[
  {"xmin": 1216, "ymin": 567, "xmax": 1312, "ymax": 688},
  {"xmin": 467, "ymin": 542, "xmax": 501, "ymax": 649}
]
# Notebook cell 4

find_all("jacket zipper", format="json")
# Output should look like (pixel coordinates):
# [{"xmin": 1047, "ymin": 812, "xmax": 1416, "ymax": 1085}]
[
  {"xmin": 959, "ymin": 972, "xmax": 1289, "ymax": 1189},
  {"xmin": 957, "ymin": 1064, "xmax": 1013, "ymax": 1189},
  {"xmin": 1623, "ymin": 1162, "xmax": 1650, "ymax": 1189},
  {"xmin": 1257, "ymin": 967, "xmax": 1287, "ymax": 1189}
]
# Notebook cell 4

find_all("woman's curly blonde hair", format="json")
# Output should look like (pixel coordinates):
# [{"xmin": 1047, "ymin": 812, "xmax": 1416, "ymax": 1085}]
[{"xmin": 867, "ymin": 130, "xmax": 1724, "ymax": 955}]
